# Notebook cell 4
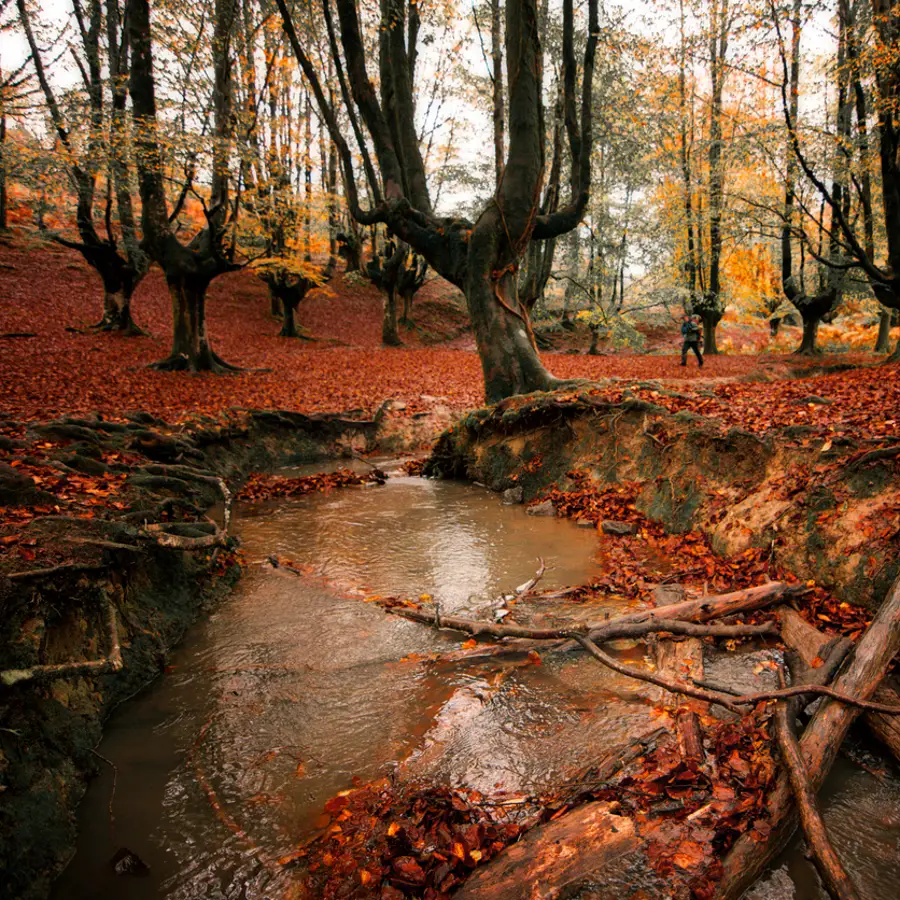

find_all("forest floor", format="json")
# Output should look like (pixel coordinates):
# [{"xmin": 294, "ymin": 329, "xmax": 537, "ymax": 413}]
[{"xmin": 1, "ymin": 235, "xmax": 893, "ymax": 427}]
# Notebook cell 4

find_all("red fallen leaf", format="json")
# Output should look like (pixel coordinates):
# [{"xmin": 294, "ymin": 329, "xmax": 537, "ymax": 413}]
[
  {"xmin": 527, "ymin": 650, "xmax": 542, "ymax": 666},
  {"xmin": 460, "ymin": 639, "xmax": 477, "ymax": 650},
  {"xmin": 324, "ymin": 795, "xmax": 349, "ymax": 814},
  {"xmin": 672, "ymin": 839, "xmax": 706, "ymax": 869},
  {"xmin": 392, "ymin": 855, "xmax": 426, "ymax": 885},
  {"xmin": 810, "ymin": 655, "xmax": 825, "ymax": 668},
  {"xmin": 381, "ymin": 886, "xmax": 405, "ymax": 900}
]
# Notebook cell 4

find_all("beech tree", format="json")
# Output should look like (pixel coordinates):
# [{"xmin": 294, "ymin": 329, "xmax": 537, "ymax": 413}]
[
  {"xmin": 778, "ymin": 0, "xmax": 845, "ymax": 355},
  {"xmin": 127, "ymin": 0, "xmax": 241, "ymax": 371},
  {"xmin": 276, "ymin": 0, "xmax": 599, "ymax": 402},
  {"xmin": 775, "ymin": 0, "xmax": 900, "ymax": 361},
  {"xmin": 17, "ymin": 0, "xmax": 148, "ymax": 333}
]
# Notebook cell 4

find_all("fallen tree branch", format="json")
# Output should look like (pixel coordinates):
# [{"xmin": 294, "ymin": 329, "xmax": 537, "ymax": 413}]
[
  {"xmin": 387, "ymin": 604, "xmax": 778, "ymax": 644},
  {"xmin": 715, "ymin": 573, "xmax": 900, "ymax": 899},
  {"xmin": 513, "ymin": 559, "xmax": 546, "ymax": 602},
  {"xmin": 572, "ymin": 634, "xmax": 743, "ymax": 714},
  {"xmin": 774, "ymin": 680, "xmax": 860, "ymax": 900},
  {"xmin": 1, "ymin": 593, "xmax": 123, "ymax": 687},
  {"xmin": 733, "ymin": 684, "xmax": 900, "ymax": 715}
]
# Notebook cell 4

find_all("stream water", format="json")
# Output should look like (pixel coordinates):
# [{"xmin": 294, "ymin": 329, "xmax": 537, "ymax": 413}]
[{"xmin": 52, "ymin": 466, "xmax": 900, "ymax": 900}]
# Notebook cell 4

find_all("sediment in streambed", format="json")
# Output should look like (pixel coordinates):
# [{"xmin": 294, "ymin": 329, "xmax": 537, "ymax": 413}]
[
  {"xmin": 0, "ymin": 402, "xmax": 443, "ymax": 900},
  {"xmin": 425, "ymin": 388, "xmax": 900, "ymax": 611}
]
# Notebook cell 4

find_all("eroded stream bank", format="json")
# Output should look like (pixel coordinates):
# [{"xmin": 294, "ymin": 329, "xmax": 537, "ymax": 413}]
[
  {"xmin": 51, "ymin": 464, "xmax": 900, "ymax": 900},
  {"xmin": 0, "ymin": 405, "xmax": 437, "ymax": 900},
  {"xmin": 3, "ymin": 385, "xmax": 899, "ymax": 899}
]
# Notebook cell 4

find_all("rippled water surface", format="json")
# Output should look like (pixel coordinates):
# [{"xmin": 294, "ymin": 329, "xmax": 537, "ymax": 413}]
[{"xmin": 52, "ymin": 468, "xmax": 900, "ymax": 899}]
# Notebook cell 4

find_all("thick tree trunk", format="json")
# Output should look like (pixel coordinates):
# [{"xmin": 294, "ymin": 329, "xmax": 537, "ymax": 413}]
[
  {"xmin": 465, "ymin": 221, "xmax": 556, "ymax": 403},
  {"xmin": 280, "ymin": 300, "xmax": 299, "ymax": 338},
  {"xmin": 400, "ymin": 288, "xmax": 413, "ymax": 327},
  {"xmin": 152, "ymin": 279, "xmax": 227, "ymax": 371},
  {"xmin": 796, "ymin": 313, "xmax": 821, "ymax": 355},
  {"xmin": 270, "ymin": 289, "xmax": 282, "ymax": 317},
  {"xmin": 98, "ymin": 288, "xmax": 142, "ymax": 335},
  {"xmin": 382, "ymin": 287, "xmax": 401, "ymax": 346},
  {"xmin": 701, "ymin": 309, "xmax": 720, "ymax": 355},
  {"xmin": 875, "ymin": 306, "xmax": 892, "ymax": 352}
]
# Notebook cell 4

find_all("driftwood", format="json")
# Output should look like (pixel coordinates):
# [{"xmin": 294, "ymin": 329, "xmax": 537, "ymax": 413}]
[
  {"xmin": 452, "ymin": 802, "xmax": 645, "ymax": 900},
  {"xmin": 1, "ymin": 594, "xmax": 122, "ymax": 687},
  {"xmin": 774, "ymin": 683, "xmax": 860, "ymax": 900},
  {"xmin": 388, "ymin": 605, "xmax": 778, "ymax": 644},
  {"xmin": 715, "ymin": 574, "xmax": 900, "ymax": 899},
  {"xmin": 778, "ymin": 605, "xmax": 900, "ymax": 760}
]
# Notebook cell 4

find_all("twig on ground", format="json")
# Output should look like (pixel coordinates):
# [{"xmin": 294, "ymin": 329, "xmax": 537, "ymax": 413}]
[{"xmin": 90, "ymin": 748, "xmax": 119, "ymax": 840}]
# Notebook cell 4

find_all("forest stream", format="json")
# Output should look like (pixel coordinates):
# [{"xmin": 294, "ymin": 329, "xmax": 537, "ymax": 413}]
[{"xmin": 51, "ymin": 466, "xmax": 900, "ymax": 900}]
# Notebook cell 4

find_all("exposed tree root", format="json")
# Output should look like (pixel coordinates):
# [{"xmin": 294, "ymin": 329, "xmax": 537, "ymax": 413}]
[
  {"xmin": 140, "ymin": 519, "xmax": 228, "ymax": 550},
  {"xmin": 0, "ymin": 593, "xmax": 122, "ymax": 687}
]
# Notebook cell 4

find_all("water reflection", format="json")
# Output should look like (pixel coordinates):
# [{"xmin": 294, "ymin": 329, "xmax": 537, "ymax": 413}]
[{"xmin": 243, "ymin": 474, "xmax": 603, "ymax": 611}]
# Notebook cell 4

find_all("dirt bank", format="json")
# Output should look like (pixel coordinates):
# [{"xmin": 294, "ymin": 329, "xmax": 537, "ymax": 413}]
[
  {"xmin": 0, "ymin": 402, "xmax": 447, "ymax": 900},
  {"xmin": 426, "ymin": 387, "xmax": 900, "ymax": 611}
]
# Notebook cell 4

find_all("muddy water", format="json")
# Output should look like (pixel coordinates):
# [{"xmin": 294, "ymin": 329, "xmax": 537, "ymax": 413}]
[{"xmin": 52, "ymin": 470, "xmax": 900, "ymax": 900}]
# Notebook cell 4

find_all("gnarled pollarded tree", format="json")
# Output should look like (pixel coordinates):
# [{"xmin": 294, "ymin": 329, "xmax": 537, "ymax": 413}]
[
  {"xmin": 775, "ymin": 0, "xmax": 900, "ymax": 362},
  {"xmin": 127, "ymin": 0, "xmax": 241, "ymax": 371},
  {"xmin": 276, "ymin": 0, "xmax": 599, "ymax": 402},
  {"xmin": 18, "ymin": 0, "xmax": 148, "ymax": 334}
]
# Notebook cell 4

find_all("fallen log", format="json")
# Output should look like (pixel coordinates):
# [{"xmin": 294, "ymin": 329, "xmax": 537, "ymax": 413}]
[
  {"xmin": 866, "ymin": 684, "xmax": 900, "ymax": 762},
  {"xmin": 714, "ymin": 574, "xmax": 900, "ymax": 899},
  {"xmin": 655, "ymin": 637, "xmax": 706, "ymax": 763},
  {"xmin": 387, "ymin": 605, "xmax": 778, "ymax": 644},
  {"xmin": 614, "ymin": 580, "xmax": 802, "ymax": 628},
  {"xmin": 777, "ymin": 606, "xmax": 900, "ymax": 762},
  {"xmin": 452, "ymin": 801, "xmax": 646, "ymax": 900},
  {"xmin": 774, "ymin": 687, "xmax": 860, "ymax": 900}
]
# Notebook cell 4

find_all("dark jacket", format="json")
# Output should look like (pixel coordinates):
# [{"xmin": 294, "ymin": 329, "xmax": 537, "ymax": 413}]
[{"xmin": 681, "ymin": 321, "xmax": 700, "ymax": 342}]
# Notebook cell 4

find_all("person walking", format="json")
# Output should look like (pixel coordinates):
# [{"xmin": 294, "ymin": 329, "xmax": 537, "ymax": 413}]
[{"xmin": 680, "ymin": 314, "xmax": 703, "ymax": 367}]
